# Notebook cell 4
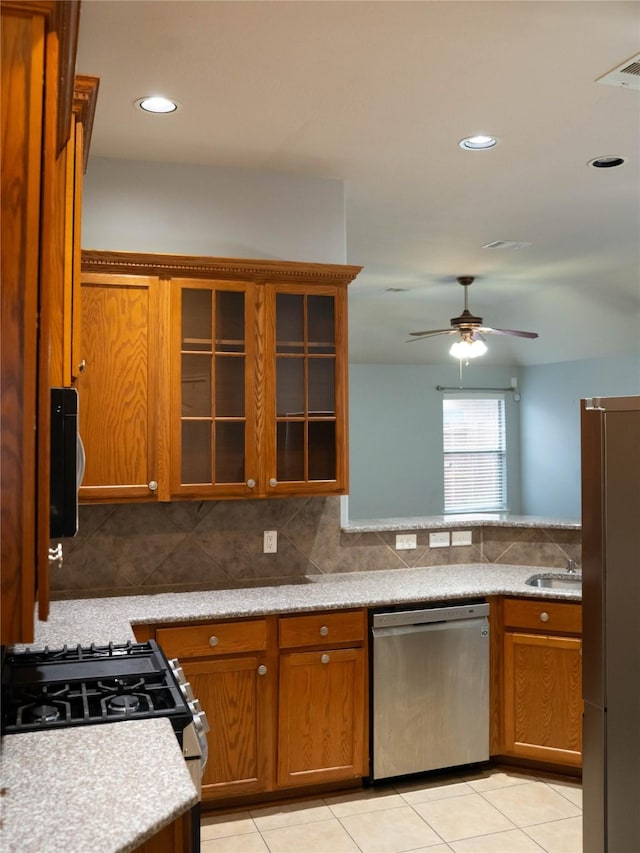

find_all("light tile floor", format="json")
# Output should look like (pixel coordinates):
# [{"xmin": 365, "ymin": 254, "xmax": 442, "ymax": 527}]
[{"xmin": 200, "ymin": 767, "xmax": 582, "ymax": 853}]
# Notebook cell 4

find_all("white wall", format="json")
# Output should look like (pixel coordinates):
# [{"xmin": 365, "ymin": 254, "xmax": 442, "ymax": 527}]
[{"xmin": 82, "ymin": 157, "xmax": 346, "ymax": 262}]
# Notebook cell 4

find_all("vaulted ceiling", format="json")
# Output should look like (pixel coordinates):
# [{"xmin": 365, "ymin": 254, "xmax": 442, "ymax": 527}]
[{"xmin": 76, "ymin": 0, "xmax": 640, "ymax": 366}]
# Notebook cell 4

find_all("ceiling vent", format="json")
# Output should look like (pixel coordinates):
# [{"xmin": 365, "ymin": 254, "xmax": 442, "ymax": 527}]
[
  {"xmin": 596, "ymin": 53, "xmax": 640, "ymax": 91},
  {"xmin": 481, "ymin": 240, "xmax": 532, "ymax": 250}
]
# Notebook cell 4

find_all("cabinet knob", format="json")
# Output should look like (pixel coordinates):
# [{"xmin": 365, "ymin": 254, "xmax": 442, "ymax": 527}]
[
  {"xmin": 148, "ymin": 480, "xmax": 158, "ymax": 492},
  {"xmin": 246, "ymin": 478, "xmax": 256, "ymax": 488},
  {"xmin": 269, "ymin": 478, "xmax": 278, "ymax": 487},
  {"xmin": 321, "ymin": 654, "xmax": 330, "ymax": 664},
  {"xmin": 258, "ymin": 665, "xmax": 267, "ymax": 676},
  {"xmin": 319, "ymin": 626, "xmax": 329, "ymax": 637},
  {"xmin": 539, "ymin": 611, "xmax": 550, "ymax": 622},
  {"xmin": 208, "ymin": 636, "xmax": 219, "ymax": 647},
  {"xmin": 78, "ymin": 359, "xmax": 86, "ymax": 374}
]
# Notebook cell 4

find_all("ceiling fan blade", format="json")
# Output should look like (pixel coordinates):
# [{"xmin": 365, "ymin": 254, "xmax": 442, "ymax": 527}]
[
  {"xmin": 478, "ymin": 326, "xmax": 539, "ymax": 339},
  {"xmin": 408, "ymin": 329, "xmax": 456, "ymax": 338}
]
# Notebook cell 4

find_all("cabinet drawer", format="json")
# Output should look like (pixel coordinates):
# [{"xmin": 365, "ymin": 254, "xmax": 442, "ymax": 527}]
[
  {"xmin": 156, "ymin": 619, "xmax": 267, "ymax": 658},
  {"xmin": 503, "ymin": 598, "xmax": 581, "ymax": 634},
  {"xmin": 279, "ymin": 610, "xmax": 364, "ymax": 649}
]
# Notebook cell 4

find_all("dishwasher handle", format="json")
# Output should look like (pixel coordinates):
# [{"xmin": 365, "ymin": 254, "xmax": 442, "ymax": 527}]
[{"xmin": 372, "ymin": 602, "xmax": 489, "ymax": 629}]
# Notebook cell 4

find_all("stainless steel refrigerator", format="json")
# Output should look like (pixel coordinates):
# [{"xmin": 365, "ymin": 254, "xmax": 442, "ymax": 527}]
[{"xmin": 581, "ymin": 396, "xmax": 640, "ymax": 853}]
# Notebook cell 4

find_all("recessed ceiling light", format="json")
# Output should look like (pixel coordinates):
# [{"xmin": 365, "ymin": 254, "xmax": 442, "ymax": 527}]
[
  {"xmin": 135, "ymin": 96, "xmax": 179, "ymax": 114},
  {"xmin": 459, "ymin": 135, "xmax": 498, "ymax": 151},
  {"xmin": 588, "ymin": 155, "xmax": 626, "ymax": 169}
]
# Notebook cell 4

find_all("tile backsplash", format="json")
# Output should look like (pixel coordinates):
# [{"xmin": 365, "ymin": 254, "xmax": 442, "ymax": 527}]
[{"xmin": 51, "ymin": 497, "xmax": 581, "ymax": 599}]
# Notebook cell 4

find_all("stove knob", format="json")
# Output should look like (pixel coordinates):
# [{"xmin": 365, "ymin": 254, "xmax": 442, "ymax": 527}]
[
  {"xmin": 179, "ymin": 681, "xmax": 195, "ymax": 702},
  {"xmin": 192, "ymin": 708, "xmax": 210, "ymax": 736},
  {"xmin": 189, "ymin": 698, "xmax": 203, "ymax": 716},
  {"xmin": 172, "ymin": 665, "xmax": 187, "ymax": 684}
]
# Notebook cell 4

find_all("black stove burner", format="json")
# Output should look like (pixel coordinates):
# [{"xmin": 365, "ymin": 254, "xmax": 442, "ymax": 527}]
[
  {"xmin": 30, "ymin": 704, "xmax": 62, "ymax": 723},
  {"xmin": 107, "ymin": 694, "xmax": 141, "ymax": 714},
  {"xmin": 1, "ymin": 640, "xmax": 192, "ymax": 738}
]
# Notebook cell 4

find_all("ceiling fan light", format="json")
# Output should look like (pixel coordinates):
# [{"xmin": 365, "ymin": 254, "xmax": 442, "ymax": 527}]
[{"xmin": 449, "ymin": 338, "xmax": 488, "ymax": 359}]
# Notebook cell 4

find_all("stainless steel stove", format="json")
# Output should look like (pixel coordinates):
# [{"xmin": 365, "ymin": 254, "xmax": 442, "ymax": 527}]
[{"xmin": 1, "ymin": 639, "xmax": 208, "ymax": 851}]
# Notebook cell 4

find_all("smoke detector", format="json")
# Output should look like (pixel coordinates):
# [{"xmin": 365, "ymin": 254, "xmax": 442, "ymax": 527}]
[{"xmin": 596, "ymin": 53, "xmax": 640, "ymax": 91}]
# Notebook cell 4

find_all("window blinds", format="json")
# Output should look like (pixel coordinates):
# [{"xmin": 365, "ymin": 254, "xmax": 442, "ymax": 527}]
[{"xmin": 443, "ymin": 395, "xmax": 506, "ymax": 512}]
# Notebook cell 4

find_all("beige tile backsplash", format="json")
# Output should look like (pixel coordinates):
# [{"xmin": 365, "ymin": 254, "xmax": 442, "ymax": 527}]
[{"xmin": 51, "ymin": 497, "xmax": 581, "ymax": 599}]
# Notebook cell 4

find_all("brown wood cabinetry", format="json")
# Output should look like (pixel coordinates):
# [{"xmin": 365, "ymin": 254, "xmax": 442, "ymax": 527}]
[
  {"xmin": 78, "ymin": 273, "xmax": 166, "ymax": 502},
  {"xmin": 157, "ymin": 618, "xmax": 276, "ymax": 801},
  {"xmin": 147, "ymin": 607, "xmax": 368, "ymax": 804},
  {"xmin": 1, "ymin": 0, "xmax": 81, "ymax": 644},
  {"xmin": 277, "ymin": 610, "xmax": 368, "ymax": 787},
  {"xmin": 79, "ymin": 251, "xmax": 360, "ymax": 503},
  {"xmin": 497, "ymin": 597, "xmax": 582, "ymax": 769},
  {"xmin": 48, "ymin": 75, "xmax": 99, "ymax": 389}
]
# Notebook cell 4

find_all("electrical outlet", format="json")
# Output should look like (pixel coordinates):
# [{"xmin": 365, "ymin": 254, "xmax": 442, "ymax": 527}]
[
  {"xmin": 395, "ymin": 534, "xmax": 417, "ymax": 550},
  {"xmin": 263, "ymin": 530, "xmax": 277, "ymax": 553},
  {"xmin": 451, "ymin": 530, "xmax": 473, "ymax": 546},
  {"xmin": 429, "ymin": 531, "xmax": 450, "ymax": 548}
]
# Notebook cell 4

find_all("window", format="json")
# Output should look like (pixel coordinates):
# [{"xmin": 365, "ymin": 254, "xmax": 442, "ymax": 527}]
[{"xmin": 443, "ymin": 394, "xmax": 506, "ymax": 512}]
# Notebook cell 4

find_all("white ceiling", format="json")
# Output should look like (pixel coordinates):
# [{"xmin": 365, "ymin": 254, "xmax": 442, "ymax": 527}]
[{"xmin": 76, "ymin": 0, "xmax": 640, "ymax": 367}]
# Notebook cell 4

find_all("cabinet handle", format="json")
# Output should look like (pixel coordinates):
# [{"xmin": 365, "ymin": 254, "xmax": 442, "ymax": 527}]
[
  {"xmin": 246, "ymin": 478, "xmax": 256, "ymax": 488},
  {"xmin": 321, "ymin": 654, "xmax": 330, "ymax": 664},
  {"xmin": 269, "ymin": 478, "xmax": 278, "ymax": 487},
  {"xmin": 148, "ymin": 480, "xmax": 158, "ymax": 492},
  {"xmin": 319, "ymin": 626, "xmax": 329, "ymax": 637},
  {"xmin": 258, "ymin": 665, "xmax": 267, "ymax": 676},
  {"xmin": 48, "ymin": 544, "xmax": 63, "ymax": 566},
  {"xmin": 539, "ymin": 611, "xmax": 550, "ymax": 622},
  {"xmin": 78, "ymin": 359, "xmax": 86, "ymax": 374},
  {"xmin": 208, "ymin": 636, "xmax": 219, "ymax": 647}
]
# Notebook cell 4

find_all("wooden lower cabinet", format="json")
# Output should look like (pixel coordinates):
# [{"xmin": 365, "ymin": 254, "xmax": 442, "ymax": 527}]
[
  {"xmin": 152, "ymin": 608, "xmax": 368, "ymax": 804},
  {"xmin": 277, "ymin": 646, "xmax": 366, "ymax": 787},
  {"xmin": 133, "ymin": 810, "xmax": 192, "ymax": 852},
  {"xmin": 499, "ymin": 597, "xmax": 582, "ymax": 769},
  {"xmin": 180, "ymin": 655, "xmax": 274, "ymax": 800}
]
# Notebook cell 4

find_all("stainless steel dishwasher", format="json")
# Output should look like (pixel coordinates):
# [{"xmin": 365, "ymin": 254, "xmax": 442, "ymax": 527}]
[{"xmin": 371, "ymin": 600, "xmax": 490, "ymax": 780}]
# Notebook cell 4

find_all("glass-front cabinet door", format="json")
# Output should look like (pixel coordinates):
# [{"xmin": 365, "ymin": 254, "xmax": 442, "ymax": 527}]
[
  {"xmin": 265, "ymin": 284, "xmax": 349, "ymax": 496},
  {"xmin": 170, "ymin": 278, "xmax": 259, "ymax": 497}
]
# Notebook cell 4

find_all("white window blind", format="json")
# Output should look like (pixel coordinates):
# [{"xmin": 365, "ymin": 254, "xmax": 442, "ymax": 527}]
[{"xmin": 443, "ymin": 394, "xmax": 506, "ymax": 512}]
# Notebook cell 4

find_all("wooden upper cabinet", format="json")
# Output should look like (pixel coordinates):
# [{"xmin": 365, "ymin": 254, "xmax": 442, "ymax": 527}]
[
  {"xmin": 169, "ymin": 277, "xmax": 260, "ymax": 499},
  {"xmin": 265, "ymin": 283, "xmax": 349, "ymax": 497},
  {"xmin": 1, "ymin": 0, "xmax": 80, "ymax": 644},
  {"xmin": 48, "ymin": 74, "xmax": 99, "ymax": 389},
  {"xmin": 80, "ymin": 251, "xmax": 361, "ymax": 502},
  {"xmin": 78, "ymin": 273, "xmax": 166, "ymax": 502}
]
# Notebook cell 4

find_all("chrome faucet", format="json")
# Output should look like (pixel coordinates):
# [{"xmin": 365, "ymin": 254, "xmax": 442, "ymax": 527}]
[{"xmin": 565, "ymin": 559, "xmax": 578, "ymax": 574}]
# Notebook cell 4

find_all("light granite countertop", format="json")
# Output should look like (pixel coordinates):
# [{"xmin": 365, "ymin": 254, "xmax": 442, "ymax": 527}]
[
  {"xmin": 3, "ymin": 563, "xmax": 581, "ymax": 852},
  {"xmin": 28, "ymin": 562, "xmax": 581, "ymax": 648},
  {"xmin": 343, "ymin": 514, "xmax": 581, "ymax": 532},
  {"xmin": 0, "ymin": 718, "xmax": 198, "ymax": 853}
]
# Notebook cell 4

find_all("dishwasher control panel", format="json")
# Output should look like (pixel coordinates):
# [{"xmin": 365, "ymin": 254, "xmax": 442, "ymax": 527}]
[{"xmin": 371, "ymin": 600, "xmax": 489, "ymax": 629}]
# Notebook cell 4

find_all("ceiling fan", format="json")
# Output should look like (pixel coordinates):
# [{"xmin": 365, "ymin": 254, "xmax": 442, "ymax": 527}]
[{"xmin": 407, "ymin": 276, "xmax": 539, "ymax": 355}]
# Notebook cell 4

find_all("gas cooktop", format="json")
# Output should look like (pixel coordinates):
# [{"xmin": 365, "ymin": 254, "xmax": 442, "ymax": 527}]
[{"xmin": 1, "ymin": 640, "xmax": 192, "ymax": 735}]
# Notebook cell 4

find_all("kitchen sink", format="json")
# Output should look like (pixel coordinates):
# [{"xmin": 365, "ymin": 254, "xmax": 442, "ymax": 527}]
[{"xmin": 525, "ymin": 572, "xmax": 582, "ymax": 590}]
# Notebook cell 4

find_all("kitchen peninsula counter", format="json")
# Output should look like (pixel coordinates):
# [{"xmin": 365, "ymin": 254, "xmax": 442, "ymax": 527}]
[
  {"xmin": 342, "ymin": 514, "xmax": 581, "ymax": 533},
  {"xmin": 0, "ymin": 718, "xmax": 197, "ymax": 853}
]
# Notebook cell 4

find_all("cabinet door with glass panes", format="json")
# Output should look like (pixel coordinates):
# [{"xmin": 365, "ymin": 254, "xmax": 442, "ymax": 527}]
[
  {"xmin": 264, "ymin": 284, "xmax": 349, "ymax": 497},
  {"xmin": 170, "ymin": 278, "xmax": 260, "ymax": 498}
]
